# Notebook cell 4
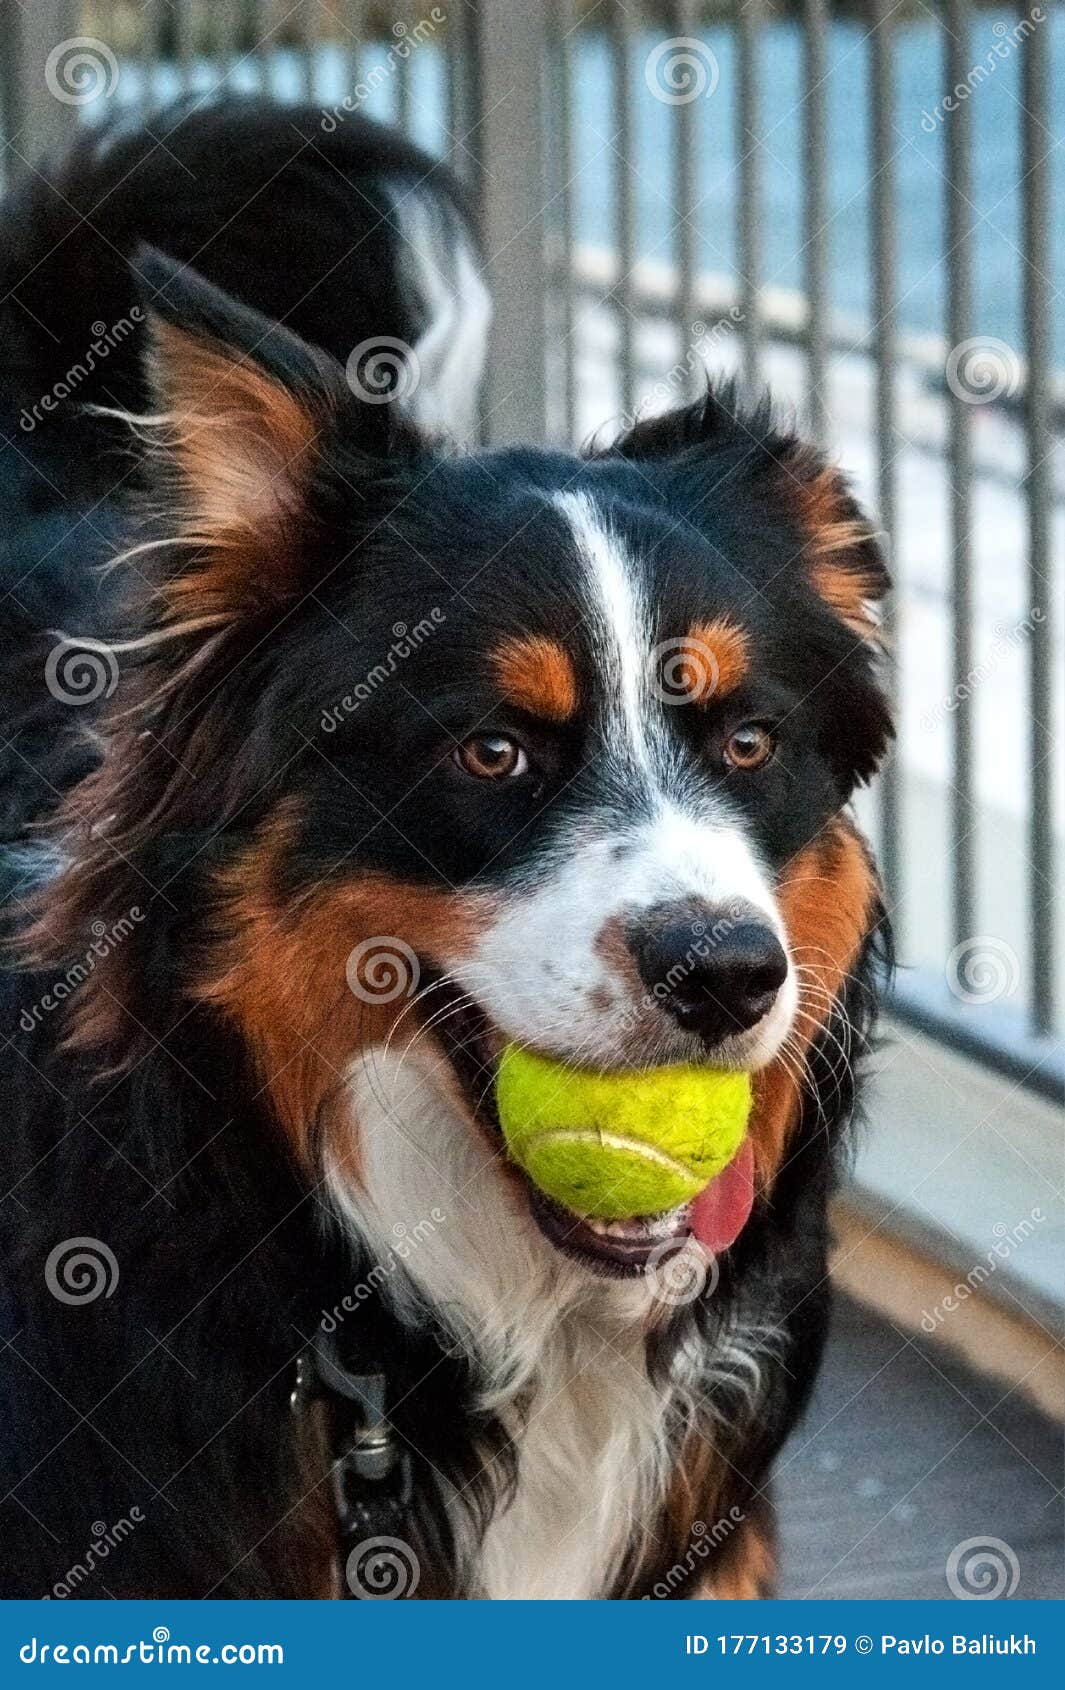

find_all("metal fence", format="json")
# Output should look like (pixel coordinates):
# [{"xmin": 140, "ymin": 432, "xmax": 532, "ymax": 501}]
[{"xmin": 1, "ymin": 0, "xmax": 1061, "ymax": 1097}]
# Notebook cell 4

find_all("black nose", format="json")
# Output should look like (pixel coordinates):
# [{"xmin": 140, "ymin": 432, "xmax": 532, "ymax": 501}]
[{"xmin": 629, "ymin": 906, "xmax": 788, "ymax": 1047}]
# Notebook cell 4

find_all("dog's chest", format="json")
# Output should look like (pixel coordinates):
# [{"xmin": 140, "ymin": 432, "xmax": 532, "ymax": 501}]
[{"xmin": 473, "ymin": 1324, "xmax": 672, "ymax": 1600}]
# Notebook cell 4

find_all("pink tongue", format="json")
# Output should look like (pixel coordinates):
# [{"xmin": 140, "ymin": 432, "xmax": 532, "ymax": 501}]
[{"xmin": 689, "ymin": 1139, "xmax": 754, "ymax": 1253}]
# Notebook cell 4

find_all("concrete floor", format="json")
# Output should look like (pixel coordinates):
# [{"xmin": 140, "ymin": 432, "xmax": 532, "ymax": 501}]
[{"xmin": 776, "ymin": 1294, "xmax": 1063, "ymax": 1600}]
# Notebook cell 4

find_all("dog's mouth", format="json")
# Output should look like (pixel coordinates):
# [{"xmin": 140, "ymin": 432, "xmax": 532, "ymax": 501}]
[{"xmin": 425, "ymin": 976, "xmax": 755, "ymax": 1279}]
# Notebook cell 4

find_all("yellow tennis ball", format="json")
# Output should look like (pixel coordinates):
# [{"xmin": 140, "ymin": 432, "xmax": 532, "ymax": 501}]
[{"xmin": 495, "ymin": 1047, "xmax": 752, "ymax": 1220}]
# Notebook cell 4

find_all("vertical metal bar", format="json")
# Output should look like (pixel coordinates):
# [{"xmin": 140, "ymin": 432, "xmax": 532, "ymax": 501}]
[
  {"xmin": 298, "ymin": 0, "xmax": 317, "ymax": 101},
  {"xmin": 473, "ymin": 0, "xmax": 549, "ymax": 444},
  {"xmin": 393, "ymin": 2, "xmax": 412, "ymax": 133},
  {"xmin": 342, "ymin": 1, "xmax": 363, "ymax": 91},
  {"xmin": 1022, "ymin": 6, "xmax": 1054, "ymax": 1033},
  {"xmin": 946, "ymin": 0, "xmax": 975, "ymax": 948},
  {"xmin": 803, "ymin": 0, "xmax": 828, "ymax": 444},
  {"xmin": 553, "ymin": 0, "xmax": 577, "ymax": 444},
  {"xmin": 610, "ymin": 1, "xmax": 637, "ymax": 421},
  {"xmin": 7, "ymin": 0, "xmax": 79, "ymax": 161},
  {"xmin": 737, "ymin": 0, "xmax": 762, "ymax": 389},
  {"xmin": 249, "ymin": 0, "xmax": 275, "ymax": 91},
  {"xmin": 445, "ymin": 0, "xmax": 469, "ymax": 153},
  {"xmin": 870, "ymin": 0, "xmax": 899, "ymax": 904},
  {"xmin": 674, "ymin": 1, "xmax": 700, "ymax": 398},
  {"xmin": 176, "ymin": 0, "xmax": 197, "ymax": 95}
]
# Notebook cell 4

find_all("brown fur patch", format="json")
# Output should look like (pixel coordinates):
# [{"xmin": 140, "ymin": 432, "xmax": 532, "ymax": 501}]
[
  {"xmin": 145, "ymin": 321, "xmax": 329, "ymax": 634},
  {"xmin": 677, "ymin": 617, "xmax": 751, "ymax": 702},
  {"xmin": 783, "ymin": 446, "xmax": 886, "ymax": 642},
  {"xmin": 710, "ymin": 1506, "xmax": 778, "ymax": 1598},
  {"xmin": 749, "ymin": 819, "xmax": 880, "ymax": 1185},
  {"xmin": 491, "ymin": 635, "xmax": 579, "ymax": 721},
  {"xmin": 194, "ymin": 803, "xmax": 498, "ymax": 1169}
]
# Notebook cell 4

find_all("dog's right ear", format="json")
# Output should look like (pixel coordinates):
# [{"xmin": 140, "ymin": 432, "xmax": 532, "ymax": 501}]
[{"xmin": 132, "ymin": 246, "xmax": 351, "ymax": 627}]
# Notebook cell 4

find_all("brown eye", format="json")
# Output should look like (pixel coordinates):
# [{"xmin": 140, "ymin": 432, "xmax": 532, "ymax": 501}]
[
  {"xmin": 453, "ymin": 733, "xmax": 529, "ymax": 780},
  {"xmin": 724, "ymin": 723, "xmax": 776, "ymax": 771}
]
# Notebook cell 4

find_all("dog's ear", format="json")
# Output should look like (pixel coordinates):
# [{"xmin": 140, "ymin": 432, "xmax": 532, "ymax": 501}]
[
  {"xmin": 132, "ymin": 246, "xmax": 350, "ymax": 628},
  {"xmin": 604, "ymin": 383, "xmax": 889, "ymax": 647}
]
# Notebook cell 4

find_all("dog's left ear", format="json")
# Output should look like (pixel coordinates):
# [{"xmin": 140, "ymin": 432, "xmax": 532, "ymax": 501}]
[
  {"xmin": 133, "ymin": 246, "xmax": 351, "ymax": 627},
  {"xmin": 605, "ymin": 383, "xmax": 889, "ymax": 647}
]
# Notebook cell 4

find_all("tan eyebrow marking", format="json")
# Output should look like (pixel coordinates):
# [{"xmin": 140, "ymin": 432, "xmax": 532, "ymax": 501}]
[
  {"xmin": 491, "ymin": 635, "xmax": 580, "ymax": 721},
  {"xmin": 669, "ymin": 617, "xmax": 750, "ymax": 703}
]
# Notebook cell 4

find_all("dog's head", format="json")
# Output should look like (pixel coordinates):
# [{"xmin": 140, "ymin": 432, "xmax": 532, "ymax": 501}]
[{"xmin": 38, "ymin": 254, "xmax": 890, "ymax": 1298}]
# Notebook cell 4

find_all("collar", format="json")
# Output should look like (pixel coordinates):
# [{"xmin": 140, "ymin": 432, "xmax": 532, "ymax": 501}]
[{"xmin": 291, "ymin": 1321, "xmax": 415, "ymax": 1599}]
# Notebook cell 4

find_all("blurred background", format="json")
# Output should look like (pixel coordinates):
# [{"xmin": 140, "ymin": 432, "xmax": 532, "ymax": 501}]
[{"xmin": 0, "ymin": 0, "xmax": 1061, "ymax": 1597}]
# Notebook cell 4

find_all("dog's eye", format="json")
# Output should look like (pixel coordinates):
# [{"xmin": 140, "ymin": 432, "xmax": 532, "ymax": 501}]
[
  {"xmin": 724, "ymin": 723, "xmax": 776, "ymax": 771},
  {"xmin": 453, "ymin": 733, "xmax": 529, "ymax": 780}
]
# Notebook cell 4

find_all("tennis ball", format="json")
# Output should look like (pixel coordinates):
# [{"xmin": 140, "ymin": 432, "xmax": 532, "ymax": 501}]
[{"xmin": 495, "ymin": 1047, "xmax": 752, "ymax": 1220}]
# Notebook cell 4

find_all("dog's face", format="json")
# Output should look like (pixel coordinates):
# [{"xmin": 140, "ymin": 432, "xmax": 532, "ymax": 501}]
[{"xmin": 61, "ymin": 256, "xmax": 890, "ymax": 1284}]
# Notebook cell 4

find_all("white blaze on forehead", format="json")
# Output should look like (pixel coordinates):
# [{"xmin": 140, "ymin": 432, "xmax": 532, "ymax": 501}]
[{"xmin": 554, "ymin": 489, "xmax": 656, "ymax": 773}]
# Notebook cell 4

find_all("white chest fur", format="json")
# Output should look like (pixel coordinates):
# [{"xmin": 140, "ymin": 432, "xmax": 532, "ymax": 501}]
[{"xmin": 328, "ymin": 1045, "xmax": 675, "ymax": 1598}]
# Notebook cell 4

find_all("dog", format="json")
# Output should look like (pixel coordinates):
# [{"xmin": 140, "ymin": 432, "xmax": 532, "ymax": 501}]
[{"xmin": 0, "ymin": 101, "xmax": 890, "ymax": 1601}]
